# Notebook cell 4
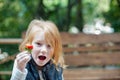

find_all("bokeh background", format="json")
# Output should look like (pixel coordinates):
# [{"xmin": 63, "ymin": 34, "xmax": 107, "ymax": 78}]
[{"xmin": 0, "ymin": 0, "xmax": 120, "ymax": 79}]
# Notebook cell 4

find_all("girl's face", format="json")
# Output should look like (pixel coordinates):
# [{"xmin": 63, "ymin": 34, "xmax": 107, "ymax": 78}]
[{"xmin": 31, "ymin": 31, "xmax": 54, "ymax": 66}]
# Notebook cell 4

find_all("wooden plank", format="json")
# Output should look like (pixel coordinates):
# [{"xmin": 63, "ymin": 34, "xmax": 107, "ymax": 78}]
[
  {"xmin": 63, "ymin": 45, "xmax": 120, "ymax": 53},
  {"xmin": 0, "ymin": 71, "xmax": 12, "ymax": 75},
  {"xmin": 0, "ymin": 38, "xmax": 22, "ymax": 44},
  {"xmin": 64, "ymin": 52, "xmax": 120, "ymax": 66},
  {"xmin": 63, "ymin": 69, "xmax": 120, "ymax": 80},
  {"xmin": 1, "ymin": 33, "xmax": 120, "ymax": 45},
  {"xmin": 61, "ymin": 32, "xmax": 120, "ymax": 45},
  {"xmin": 4, "ymin": 32, "xmax": 120, "ymax": 45}
]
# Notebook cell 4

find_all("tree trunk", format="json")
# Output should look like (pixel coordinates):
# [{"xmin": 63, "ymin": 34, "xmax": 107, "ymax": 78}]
[
  {"xmin": 75, "ymin": 0, "xmax": 83, "ymax": 31},
  {"xmin": 66, "ymin": 0, "xmax": 72, "ymax": 31},
  {"xmin": 35, "ymin": 0, "xmax": 47, "ymax": 19}
]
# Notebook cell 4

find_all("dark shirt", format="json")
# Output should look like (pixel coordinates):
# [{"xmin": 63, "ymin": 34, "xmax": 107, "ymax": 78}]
[{"xmin": 25, "ymin": 58, "xmax": 63, "ymax": 80}]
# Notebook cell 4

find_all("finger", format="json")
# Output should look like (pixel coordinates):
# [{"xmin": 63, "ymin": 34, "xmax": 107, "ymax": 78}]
[
  {"xmin": 16, "ymin": 53, "xmax": 30, "ymax": 61},
  {"xmin": 17, "ymin": 55, "xmax": 31, "ymax": 64},
  {"xmin": 16, "ymin": 51, "xmax": 29, "ymax": 58},
  {"xmin": 16, "ymin": 51, "xmax": 30, "ymax": 61}
]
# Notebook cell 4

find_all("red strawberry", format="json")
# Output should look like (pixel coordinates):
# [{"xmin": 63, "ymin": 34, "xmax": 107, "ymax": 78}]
[{"xmin": 25, "ymin": 44, "xmax": 33, "ymax": 53}]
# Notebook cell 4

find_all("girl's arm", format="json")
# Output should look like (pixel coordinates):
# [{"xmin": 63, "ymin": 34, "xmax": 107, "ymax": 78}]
[
  {"xmin": 10, "ymin": 51, "xmax": 31, "ymax": 80},
  {"xmin": 10, "ymin": 60, "xmax": 28, "ymax": 80}
]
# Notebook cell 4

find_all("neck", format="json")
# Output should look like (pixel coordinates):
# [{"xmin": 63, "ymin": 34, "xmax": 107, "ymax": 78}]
[{"xmin": 36, "ymin": 65, "xmax": 43, "ymax": 70}]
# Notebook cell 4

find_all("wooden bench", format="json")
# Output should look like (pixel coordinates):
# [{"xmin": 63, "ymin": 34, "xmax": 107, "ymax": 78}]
[
  {"xmin": 1, "ymin": 32, "xmax": 120, "ymax": 80},
  {"xmin": 61, "ymin": 32, "xmax": 120, "ymax": 80}
]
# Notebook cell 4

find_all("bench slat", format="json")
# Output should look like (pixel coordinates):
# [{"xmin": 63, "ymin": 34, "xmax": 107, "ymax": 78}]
[
  {"xmin": 0, "ymin": 38, "xmax": 22, "ymax": 44},
  {"xmin": 64, "ymin": 52, "xmax": 120, "ymax": 66},
  {"xmin": 61, "ymin": 32, "xmax": 120, "ymax": 45},
  {"xmin": 64, "ymin": 69, "xmax": 120, "ymax": 80},
  {"xmin": 1, "ymin": 69, "xmax": 120, "ymax": 80},
  {"xmin": 63, "ymin": 45, "xmax": 120, "ymax": 53}
]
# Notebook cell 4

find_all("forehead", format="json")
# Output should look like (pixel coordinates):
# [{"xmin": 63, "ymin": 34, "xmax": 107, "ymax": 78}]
[
  {"xmin": 33, "ymin": 31, "xmax": 45, "ymax": 41},
  {"xmin": 31, "ymin": 25, "xmax": 53, "ymax": 44}
]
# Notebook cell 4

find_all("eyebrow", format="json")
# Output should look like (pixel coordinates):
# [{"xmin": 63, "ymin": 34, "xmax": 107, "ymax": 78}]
[{"xmin": 35, "ymin": 40, "xmax": 44, "ymax": 42}]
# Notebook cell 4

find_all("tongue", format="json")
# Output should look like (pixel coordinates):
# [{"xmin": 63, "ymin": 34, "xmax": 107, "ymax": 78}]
[{"xmin": 39, "ymin": 56, "xmax": 46, "ymax": 60}]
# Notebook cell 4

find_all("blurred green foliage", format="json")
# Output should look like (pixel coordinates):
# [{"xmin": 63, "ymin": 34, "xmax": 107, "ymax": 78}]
[{"xmin": 103, "ymin": 0, "xmax": 120, "ymax": 32}]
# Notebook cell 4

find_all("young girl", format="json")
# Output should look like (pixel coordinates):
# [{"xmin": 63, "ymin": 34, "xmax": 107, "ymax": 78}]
[{"xmin": 10, "ymin": 19, "xmax": 64, "ymax": 80}]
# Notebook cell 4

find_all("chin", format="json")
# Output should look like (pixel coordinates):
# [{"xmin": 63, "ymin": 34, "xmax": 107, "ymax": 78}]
[{"xmin": 36, "ymin": 59, "xmax": 50, "ymax": 66}]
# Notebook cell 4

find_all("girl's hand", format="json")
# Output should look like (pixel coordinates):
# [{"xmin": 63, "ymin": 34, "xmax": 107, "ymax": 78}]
[{"xmin": 16, "ymin": 51, "xmax": 31, "ymax": 72}]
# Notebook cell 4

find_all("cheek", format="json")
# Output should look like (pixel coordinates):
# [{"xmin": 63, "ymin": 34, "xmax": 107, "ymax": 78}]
[
  {"xmin": 32, "ymin": 44, "xmax": 40, "ymax": 50},
  {"xmin": 31, "ymin": 46, "xmax": 39, "ymax": 55}
]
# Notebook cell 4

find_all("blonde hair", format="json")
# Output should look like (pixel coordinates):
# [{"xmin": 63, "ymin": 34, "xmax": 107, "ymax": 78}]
[{"xmin": 19, "ymin": 19, "xmax": 64, "ymax": 68}]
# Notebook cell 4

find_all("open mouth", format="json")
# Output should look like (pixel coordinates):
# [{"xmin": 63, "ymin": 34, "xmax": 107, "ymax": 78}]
[{"xmin": 38, "ymin": 56, "xmax": 46, "ymax": 60}]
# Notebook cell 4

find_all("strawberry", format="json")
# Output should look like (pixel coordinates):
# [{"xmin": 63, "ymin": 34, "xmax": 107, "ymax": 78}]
[{"xmin": 25, "ymin": 44, "xmax": 33, "ymax": 53}]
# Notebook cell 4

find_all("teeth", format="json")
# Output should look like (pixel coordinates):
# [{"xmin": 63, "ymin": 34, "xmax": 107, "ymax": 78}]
[{"xmin": 38, "ymin": 56, "xmax": 46, "ymax": 60}]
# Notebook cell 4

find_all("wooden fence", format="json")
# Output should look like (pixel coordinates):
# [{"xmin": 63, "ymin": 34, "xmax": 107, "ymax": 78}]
[{"xmin": 1, "ymin": 32, "xmax": 120, "ymax": 80}]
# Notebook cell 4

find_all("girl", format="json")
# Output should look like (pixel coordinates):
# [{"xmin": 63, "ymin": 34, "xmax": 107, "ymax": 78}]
[{"xmin": 10, "ymin": 19, "xmax": 64, "ymax": 80}]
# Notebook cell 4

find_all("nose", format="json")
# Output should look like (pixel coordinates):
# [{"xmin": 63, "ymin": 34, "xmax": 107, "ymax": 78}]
[{"xmin": 40, "ymin": 45, "xmax": 47, "ymax": 54}]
